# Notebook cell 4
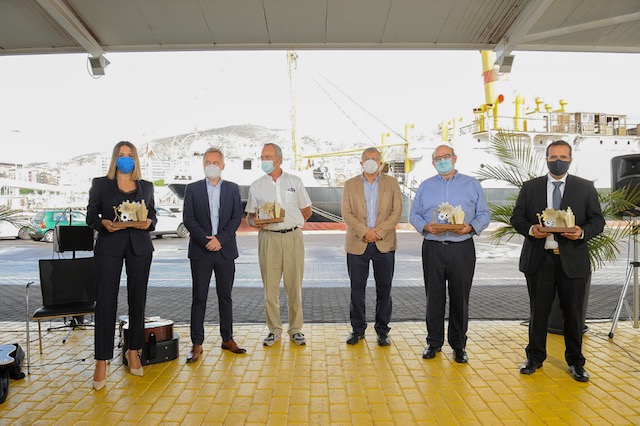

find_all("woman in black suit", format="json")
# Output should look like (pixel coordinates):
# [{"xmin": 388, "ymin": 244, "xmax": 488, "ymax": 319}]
[{"xmin": 87, "ymin": 141, "xmax": 157, "ymax": 390}]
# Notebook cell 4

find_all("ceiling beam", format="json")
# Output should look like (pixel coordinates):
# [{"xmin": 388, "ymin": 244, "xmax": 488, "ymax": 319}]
[
  {"xmin": 35, "ymin": 0, "xmax": 104, "ymax": 58},
  {"xmin": 523, "ymin": 11, "xmax": 640, "ymax": 43},
  {"xmin": 494, "ymin": 0, "xmax": 554, "ymax": 64}
]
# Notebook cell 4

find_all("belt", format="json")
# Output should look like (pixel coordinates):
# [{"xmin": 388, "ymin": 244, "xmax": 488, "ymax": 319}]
[
  {"xmin": 547, "ymin": 248, "xmax": 560, "ymax": 255},
  {"xmin": 265, "ymin": 227, "xmax": 298, "ymax": 234},
  {"xmin": 429, "ymin": 240, "xmax": 462, "ymax": 245}
]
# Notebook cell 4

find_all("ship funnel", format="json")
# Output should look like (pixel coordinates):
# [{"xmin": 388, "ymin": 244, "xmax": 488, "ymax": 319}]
[{"xmin": 481, "ymin": 51, "xmax": 501, "ymax": 106}]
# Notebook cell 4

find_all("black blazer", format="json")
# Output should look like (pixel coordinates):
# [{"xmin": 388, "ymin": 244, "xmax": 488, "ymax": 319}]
[
  {"xmin": 183, "ymin": 179, "xmax": 242, "ymax": 261},
  {"xmin": 86, "ymin": 177, "xmax": 157, "ymax": 256},
  {"xmin": 511, "ymin": 174, "xmax": 605, "ymax": 279}
]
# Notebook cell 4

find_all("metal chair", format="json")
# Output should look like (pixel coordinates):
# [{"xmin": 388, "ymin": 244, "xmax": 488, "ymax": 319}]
[
  {"xmin": 27, "ymin": 258, "xmax": 96, "ymax": 354},
  {"xmin": 25, "ymin": 224, "xmax": 96, "ymax": 374}
]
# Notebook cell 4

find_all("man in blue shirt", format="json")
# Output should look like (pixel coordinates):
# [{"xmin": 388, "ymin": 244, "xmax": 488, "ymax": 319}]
[{"xmin": 410, "ymin": 145, "xmax": 490, "ymax": 363}]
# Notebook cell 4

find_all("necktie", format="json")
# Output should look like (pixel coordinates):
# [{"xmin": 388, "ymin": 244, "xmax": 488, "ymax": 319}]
[{"xmin": 552, "ymin": 181, "xmax": 563, "ymax": 210}]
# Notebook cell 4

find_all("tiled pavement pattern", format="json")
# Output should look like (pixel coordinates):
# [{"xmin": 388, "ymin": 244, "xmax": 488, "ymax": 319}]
[
  {"xmin": 3, "ymin": 284, "xmax": 632, "ymax": 323},
  {"xmin": 1, "ymin": 320, "xmax": 639, "ymax": 424}
]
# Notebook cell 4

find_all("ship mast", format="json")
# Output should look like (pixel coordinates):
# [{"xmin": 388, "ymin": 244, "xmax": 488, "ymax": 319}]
[{"xmin": 287, "ymin": 51, "xmax": 301, "ymax": 171}]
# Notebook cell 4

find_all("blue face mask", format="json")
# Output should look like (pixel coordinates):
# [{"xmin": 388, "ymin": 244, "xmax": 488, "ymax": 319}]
[
  {"xmin": 116, "ymin": 156, "xmax": 135, "ymax": 174},
  {"xmin": 434, "ymin": 158, "xmax": 454, "ymax": 175},
  {"xmin": 261, "ymin": 160, "xmax": 275, "ymax": 174}
]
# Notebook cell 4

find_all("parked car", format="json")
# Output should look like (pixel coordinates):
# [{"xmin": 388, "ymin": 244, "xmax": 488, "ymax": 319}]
[
  {"xmin": 28, "ymin": 210, "xmax": 88, "ymax": 243},
  {"xmin": 0, "ymin": 221, "xmax": 21, "ymax": 239},
  {"xmin": 152, "ymin": 206, "xmax": 188, "ymax": 238}
]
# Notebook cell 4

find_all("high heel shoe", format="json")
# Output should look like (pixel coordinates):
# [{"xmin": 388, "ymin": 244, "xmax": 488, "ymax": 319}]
[
  {"xmin": 93, "ymin": 360, "xmax": 107, "ymax": 390},
  {"xmin": 125, "ymin": 349, "xmax": 144, "ymax": 376}
]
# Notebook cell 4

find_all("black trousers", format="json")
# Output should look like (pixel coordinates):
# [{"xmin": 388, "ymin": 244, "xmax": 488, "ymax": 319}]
[
  {"xmin": 421, "ymin": 238, "xmax": 476, "ymax": 349},
  {"xmin": 526, "ymin": 250, "xmax": 586, "ymax": 367},
  {"xmin": 189, "ymin": 252, "xmax": 236, "ymax": 344},
  {"xmin": 347, "ymin": 243, "xmax": 394, "ymax": 335},
  {"xmin": 94, "ymin": 240, "xmax": 152, "ymax": 360}
]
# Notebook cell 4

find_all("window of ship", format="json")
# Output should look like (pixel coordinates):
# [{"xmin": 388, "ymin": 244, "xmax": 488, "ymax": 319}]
[{"xmin": 243, "ymin": 159, "xmax": 252, "ymax": 170}]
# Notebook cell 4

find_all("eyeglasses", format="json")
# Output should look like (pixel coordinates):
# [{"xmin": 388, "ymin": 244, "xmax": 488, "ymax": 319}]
[{"xmin": 434, "ymin": 153, "xmax": 453, "ymax": 161}]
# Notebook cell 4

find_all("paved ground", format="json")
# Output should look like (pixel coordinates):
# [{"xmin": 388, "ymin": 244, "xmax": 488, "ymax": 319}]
[
  {"xmin": 2, "ymin": 230, "xmax": 636, "ymax": 326},
  {"xmin": 2, "ymin": 320, "xmax": 640, "ymax": 424},
  {"xmin": 2, "ymin": 232, "xmax": 640, "ymax": 424}
]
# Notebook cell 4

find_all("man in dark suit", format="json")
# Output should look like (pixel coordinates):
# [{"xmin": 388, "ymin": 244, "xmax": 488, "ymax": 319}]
[
  {"xmin": 511, "ymin": 140, "xmax": 604, "ymax": 382},
  {"xmin": 183, "ymin": 147, "xmax": 246, "ymax": 362}
]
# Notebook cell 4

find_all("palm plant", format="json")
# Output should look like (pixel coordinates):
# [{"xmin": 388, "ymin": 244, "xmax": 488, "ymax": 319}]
[
  {"xmin": 0, "ymin": 205, "xmax": 29, "ymax": 226},
  {"xmin": 476, "ymin": 131, "xmax": 640, "ymax": 271}
]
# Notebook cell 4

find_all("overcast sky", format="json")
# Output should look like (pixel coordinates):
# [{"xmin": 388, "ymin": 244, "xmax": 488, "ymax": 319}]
[{"xmin": 2, "ymin": 49, "xmax": 640, "ymax": 164}]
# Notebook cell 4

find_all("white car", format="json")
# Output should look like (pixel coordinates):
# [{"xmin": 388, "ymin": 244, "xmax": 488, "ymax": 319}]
[
  {"xmin": 152, "ymin": 207, "xmax": 188, "ymax": 238},
  {"xmin": 0, "ymin": 221, "xmax": 21, "ymax": 239}
]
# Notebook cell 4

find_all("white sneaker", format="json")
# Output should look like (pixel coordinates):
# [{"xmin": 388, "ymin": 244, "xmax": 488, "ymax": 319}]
[
  {"xmin": 263, "ymin": 333, "xmax": 281, "ymax": 346},
  {"xmin": 290, "ymin": 333, "xmax": 306, "ymax": 346}
]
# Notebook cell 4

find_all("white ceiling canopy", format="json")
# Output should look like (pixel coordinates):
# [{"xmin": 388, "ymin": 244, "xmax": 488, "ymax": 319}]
[{"xmin": 1, "ymin": 0, "xmax": 639, "ymax": 56}]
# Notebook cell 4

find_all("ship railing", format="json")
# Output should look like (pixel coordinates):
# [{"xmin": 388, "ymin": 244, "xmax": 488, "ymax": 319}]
[{"xmin": 311, "ymin": 206, "xmax": 344, "ymax": 223}]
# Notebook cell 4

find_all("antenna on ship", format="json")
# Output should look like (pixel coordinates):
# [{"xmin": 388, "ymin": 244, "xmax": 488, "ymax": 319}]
[{"xmin": 288, "ymin": 50, "xmax": 301, "ymax": 171}]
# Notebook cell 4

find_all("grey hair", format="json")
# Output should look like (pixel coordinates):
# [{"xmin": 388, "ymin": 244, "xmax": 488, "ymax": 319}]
[
  {"xmin": 203, "ymin": 147, "xmax": 224, "ymax": 163},
  {"xmin": 361, "ymin": 147, "xmax": 381, "ymax": 161},
  {"xmin": 432, "ymin": 145, "xmax": 456, "ymax": 160},
  {"xmin": 264, "ymin": 143, "xmax": 283, "ymax": 158}
]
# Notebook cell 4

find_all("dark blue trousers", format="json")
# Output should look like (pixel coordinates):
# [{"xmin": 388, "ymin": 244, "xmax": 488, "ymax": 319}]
[
  {"xmin": 347, "ymin": 243, "xmax": 394, "ymax": 335},
  {"xmin": 189, "ymin": 251, "xmax": 236, "ymax": 344},
  {"xmin": 421, "ymin": 238, "xmax": 475, "ymax": 349},
  {"xmin": 94, "ymin": 239, "xmax": 152, "ymax": 360},
  {"xmin": 526, "ymin": 250, "xmax": 586, "ymax": 367}
]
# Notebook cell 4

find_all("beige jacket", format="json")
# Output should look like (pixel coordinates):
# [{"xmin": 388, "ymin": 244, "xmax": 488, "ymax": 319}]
[{"xmin": 342, "ymin": 173, "xmax": 402, "ymax": 255}]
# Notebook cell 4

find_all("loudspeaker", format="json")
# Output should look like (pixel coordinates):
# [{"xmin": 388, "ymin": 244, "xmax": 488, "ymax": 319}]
[
  {"xmin": 53, "ymin": 226, "xmax": 94, "ymax": 252},
  {"xmin": 612, "ymin": 155, "xmax": 640, "ymax": 192}
]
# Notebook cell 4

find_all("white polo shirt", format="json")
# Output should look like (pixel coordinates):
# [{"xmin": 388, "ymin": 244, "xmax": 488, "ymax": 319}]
[{"xmin": 245, "ymin": 171, "xmax": 312, "ymax": 230}]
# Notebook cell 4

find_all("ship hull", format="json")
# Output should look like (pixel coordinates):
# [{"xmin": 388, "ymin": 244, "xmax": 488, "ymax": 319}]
[{"xmin": 168, "ymin": 182, "xmax": 413, "ymax": 222}]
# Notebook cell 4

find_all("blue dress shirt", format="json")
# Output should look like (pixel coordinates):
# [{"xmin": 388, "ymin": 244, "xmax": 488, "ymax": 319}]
[
  {"xmin": 206, "ymin": 179, "xmax": 222, "ymax": 236},
  {"xmin": 409, "ymin": 172, "xmax": 490, "ymax": 242},
  {"xmin": 362, "ymin": 174, "xmax": 380, "ymax": 229}
]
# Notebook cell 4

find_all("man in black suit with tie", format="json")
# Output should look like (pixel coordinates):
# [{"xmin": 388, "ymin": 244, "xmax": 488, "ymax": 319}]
[
  {"xmin": 183, "ymin": 147, "xmax": 246, "ymax": 362},
  {"xmin": 511, "ymin": 140, "xmax": 604, "ymax": 382}
]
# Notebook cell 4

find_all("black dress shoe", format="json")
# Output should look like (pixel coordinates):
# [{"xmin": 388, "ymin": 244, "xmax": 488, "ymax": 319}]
[
  {"xmin": 453, "ymin": 348, "xmax": 468, "ymax": 363},
  {"xmin": 377, "ymin": 333, "xmax": 391, "ymax": 346},
  {"xmin": 569, "ymin": 365, "xmax": 589, "ymax": 382},
  {"xmin": 519, "ymin": 359, "xmax": 543, "ymax": 375},
  {"xmin": 346, "ymin": 332, "xmax": 365, "ymax": 345},
  {"xmin": 422, "ymin": 345, "xmax": 441, "ymax": 359}
]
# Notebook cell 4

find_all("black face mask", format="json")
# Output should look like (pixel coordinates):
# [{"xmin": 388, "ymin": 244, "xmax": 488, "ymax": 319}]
[{"xmin": 547, "ymin": 160, "xmax": 570, "ymax": 176}]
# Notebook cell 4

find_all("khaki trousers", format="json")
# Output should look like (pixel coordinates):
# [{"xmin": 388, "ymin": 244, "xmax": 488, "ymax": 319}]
[{"xmin": 258, "ymin": 228, "xmax": 304, "ymax": 336}]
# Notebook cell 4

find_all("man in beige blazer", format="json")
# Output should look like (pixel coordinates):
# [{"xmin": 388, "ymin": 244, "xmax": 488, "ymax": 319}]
[{"xmin": 342, "ymin": 147, "xmax": 403, "ymax": 346}]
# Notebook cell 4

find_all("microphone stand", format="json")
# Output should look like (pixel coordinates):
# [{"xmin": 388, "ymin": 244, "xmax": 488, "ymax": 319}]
[{"xmin": 609, "ymin": 221, "xmax": 640, "ymax": 338}]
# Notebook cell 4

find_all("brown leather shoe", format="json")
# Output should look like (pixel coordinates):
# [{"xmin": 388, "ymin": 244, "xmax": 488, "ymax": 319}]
[
  {"xmin": 186, "ymin": 344, "xmax": 203, "ymax": 363},
  {"xmin": 221, "ymin": 339, "xmax": 247, "ymax": 354}
]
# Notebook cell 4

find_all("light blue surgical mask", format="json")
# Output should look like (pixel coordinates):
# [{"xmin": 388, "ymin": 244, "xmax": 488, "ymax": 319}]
[
  {"xmin": 261, "ymin": 160, "xmax": 275, "ymax": 174},
  {"xmin": 116, "ymin": 157, "xmax": 135, "ymax": 174},
  {"xmin": 435, "ymin": 158, "xmax": 454, "ymax": 175}
]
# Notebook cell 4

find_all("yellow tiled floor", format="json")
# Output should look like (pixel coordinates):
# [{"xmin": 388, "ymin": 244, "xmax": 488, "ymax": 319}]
[{"xmin": 1, "ymin": 320, "xmax": 640, "ymax": 425}]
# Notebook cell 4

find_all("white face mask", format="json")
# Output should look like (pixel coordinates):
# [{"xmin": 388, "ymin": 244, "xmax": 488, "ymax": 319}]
[
  {"xmin": 362, "ymin": 159, "xmax": 379, "ymax": 175},
  {"xmin": 204, "ymin": 164, "xmax": 221, "ymax": 179}
]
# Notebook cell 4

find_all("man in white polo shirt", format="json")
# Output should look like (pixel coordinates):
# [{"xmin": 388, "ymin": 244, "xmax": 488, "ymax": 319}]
[{"xmin": 246, "ymin": 143, "xmax": 312, "ymax": 346}]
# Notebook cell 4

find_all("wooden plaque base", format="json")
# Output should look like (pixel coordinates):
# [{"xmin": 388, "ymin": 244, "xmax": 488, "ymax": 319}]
[
  {"xmin": 113, "ymin": 221, "xmax": 147, "ymax": 228},
  {"xmin": 255, "ymin": 217, "xmax": 285, "ymax": 225},
  {"xmin": 432, "ymin": 224, "xmax": 464, "ymax": 231},
  {"xmin": 539, "ymin": 227, "xmax": 575, "ymax": 233}
]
